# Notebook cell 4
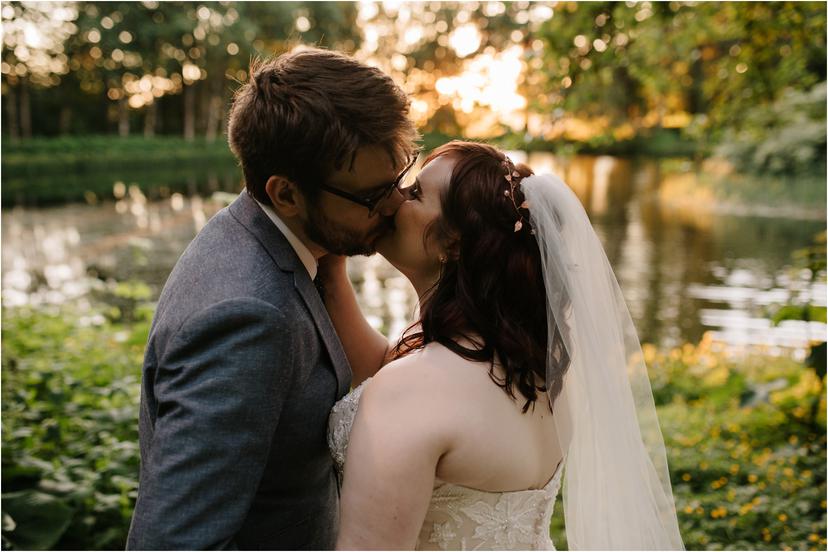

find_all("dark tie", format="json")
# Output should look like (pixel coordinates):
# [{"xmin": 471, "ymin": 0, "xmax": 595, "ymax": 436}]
[{"xmin": 313, "ymin": 274, "xmax": 325, "ymax": 301}]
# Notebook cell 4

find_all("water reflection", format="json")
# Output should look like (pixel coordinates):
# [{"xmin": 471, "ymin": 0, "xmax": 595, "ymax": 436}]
[{"xmin": 2, "ymin": 157, "xmax": 825, "ymax": 354}]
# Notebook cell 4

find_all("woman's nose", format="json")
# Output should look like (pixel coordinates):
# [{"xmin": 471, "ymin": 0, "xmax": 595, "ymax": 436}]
[{"xmin": 377, "ymin": 186, "xmax": 406, "ymax": 217}]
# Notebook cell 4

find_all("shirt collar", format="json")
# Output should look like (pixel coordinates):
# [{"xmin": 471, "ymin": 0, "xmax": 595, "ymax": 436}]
[{"xmin": 254, "ymin": 198, "xmax": 318, "ymax": 280}]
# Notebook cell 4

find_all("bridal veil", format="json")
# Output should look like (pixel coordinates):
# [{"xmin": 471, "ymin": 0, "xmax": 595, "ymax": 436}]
[{"xmin": 522, "ymin": 173, "xmax": 685, "ymax": 550}]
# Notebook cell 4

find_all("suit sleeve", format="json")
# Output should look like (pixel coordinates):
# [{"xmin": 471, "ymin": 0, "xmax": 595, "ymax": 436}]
[{"xmin": 127, "ymin": 297, "xmax": 296, "ymax": 550}]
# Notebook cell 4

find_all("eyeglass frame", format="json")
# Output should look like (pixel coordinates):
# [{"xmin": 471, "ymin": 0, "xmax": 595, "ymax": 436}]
[{"xmin": 317, "ymin": 155, "xmax": 419, "ymax": 217}]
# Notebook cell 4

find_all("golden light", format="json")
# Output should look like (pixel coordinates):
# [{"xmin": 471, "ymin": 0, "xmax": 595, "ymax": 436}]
[
  {"xmin": 449, "ymin": 24, "xmax": 481, "ymax": 58},
  {"xmin": 182, "ymin": 62, "xmax": 201, "ymax": 83},
  {"xmin": 409, "ymin": 97, "xmax": 430, "ymax": 126},
  {"xmin": 295, "ymin": 16, "xmax": 311, "ymax": 32},
  {"xmin": 128, "ymin": 94, "xmax": 146, "ymax": 108},
  {"xmin": 403, "ymin": 26, "xmax": 423, "ymax": 47},
  {"xmin": 435, "ymin": 45, "xmax": 527, "ymax": 131},
  {"xmin": 357, "ymin": 0, "xmax": 379, "ymax": 21}
]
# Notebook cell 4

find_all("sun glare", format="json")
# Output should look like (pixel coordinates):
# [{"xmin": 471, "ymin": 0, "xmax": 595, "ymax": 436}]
[
  {"xmin": 449, "ymin": 23, "xmax": 481, "ymax": 58},
  {"xmin": 435, "ymin": 45, "xmax": 527, "ymax": 131}
]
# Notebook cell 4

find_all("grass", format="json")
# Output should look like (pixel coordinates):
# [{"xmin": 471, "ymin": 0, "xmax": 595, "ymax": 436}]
[{"xmin": 1, "ymin": 135, "xmax": 236, "ymax": 178}]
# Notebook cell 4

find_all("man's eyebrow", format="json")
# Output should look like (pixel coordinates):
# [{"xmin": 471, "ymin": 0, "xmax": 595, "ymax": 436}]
[{"xmin": 362, "ymin": 181, "xmax": 394, "ymax": 196}]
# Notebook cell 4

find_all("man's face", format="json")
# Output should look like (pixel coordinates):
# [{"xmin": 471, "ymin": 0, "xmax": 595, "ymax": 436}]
[{"xmin": 303, "ymin": 145, "xmax": 408, "ymax": 257}]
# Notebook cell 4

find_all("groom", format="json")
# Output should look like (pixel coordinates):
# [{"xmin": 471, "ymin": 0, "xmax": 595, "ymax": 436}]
[{"xmin": 126, "ymin": 48, "xmax": 419, "ymax": 550}]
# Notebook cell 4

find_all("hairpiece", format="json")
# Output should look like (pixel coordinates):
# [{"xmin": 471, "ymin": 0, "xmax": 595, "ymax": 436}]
[{"xmin": 501, "ymin": 158, "xmax": 533, "ymax": 234}]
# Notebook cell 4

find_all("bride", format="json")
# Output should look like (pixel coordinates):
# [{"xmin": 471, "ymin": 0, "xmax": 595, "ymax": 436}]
[{"xmin": 320, "ymin": 141, "xmax": 685, "ymax": 550}]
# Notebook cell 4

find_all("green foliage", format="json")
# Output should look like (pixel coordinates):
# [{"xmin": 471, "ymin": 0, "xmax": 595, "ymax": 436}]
[
  {"xmin": 716, "ymin": 82, "xmax": 827, "ymax": 177},
  {"xmin": 1, "ymin": 305, "xmax": 150, "ymax": 550},
  {"xmin": 533, "ymin": 2, "xmax": 827, "ymax": 144},
  {"xmin": 1, "ymin": 491, "xmax": 74, "ymax": 550},
  {"xmin": 2, "ymin": 300, "xmax": 825, "ymax": 550},
  {"xmin": 645, "ymin": 339, "xmax": 827, "ymax": 551},
  {"xmin": 0, "ymin": 136, "xmax": 242, "ymax": 205},
  {"xmin": 1, "ymin": 135, "xmax": 235, "ymax": 176}
]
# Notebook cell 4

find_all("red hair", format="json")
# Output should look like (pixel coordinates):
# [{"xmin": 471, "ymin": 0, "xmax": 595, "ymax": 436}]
[{"xmin": 392, "ymin": 141, "xmax": 553, "ymax": 412}]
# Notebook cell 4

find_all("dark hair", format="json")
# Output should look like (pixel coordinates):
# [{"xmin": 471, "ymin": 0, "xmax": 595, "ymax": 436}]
[
  {"xmin": 393, "ymin": 141, "xmax": 562, "ymax": 413},
  {"xmin": 227, "ymin": 47, "xmax": 420, "ymax": 204}
]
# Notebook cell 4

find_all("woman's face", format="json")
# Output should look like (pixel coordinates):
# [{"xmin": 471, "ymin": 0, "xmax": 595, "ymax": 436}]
[{"xmin": 376, "ymin": 155, "xmax": 454, "ymax": 279}]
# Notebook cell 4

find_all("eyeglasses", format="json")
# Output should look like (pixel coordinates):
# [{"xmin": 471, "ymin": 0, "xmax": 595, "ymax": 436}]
[{"xmin": 318, "ymin": 155, "xmax": 418, "ymax": 217}]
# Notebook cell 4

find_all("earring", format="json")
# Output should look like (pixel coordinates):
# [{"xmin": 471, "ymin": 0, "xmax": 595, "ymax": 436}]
[{"xmin": 438, "ymin": 254, "xmax": 447, "ymax": 264}]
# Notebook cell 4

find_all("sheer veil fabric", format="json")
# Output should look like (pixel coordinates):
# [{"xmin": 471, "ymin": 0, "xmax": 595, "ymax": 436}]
[{"xmin": 522, "ymin": 173, "xmax": 685, "ymax": 550}]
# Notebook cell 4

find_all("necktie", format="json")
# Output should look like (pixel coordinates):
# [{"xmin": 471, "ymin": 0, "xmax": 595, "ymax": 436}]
[{"xmin": 313, "ymin": 275, "xmax": 325, "ymax": 301}]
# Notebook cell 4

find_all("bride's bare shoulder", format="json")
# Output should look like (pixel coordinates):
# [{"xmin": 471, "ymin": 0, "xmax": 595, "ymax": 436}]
[{"xmin": 367, "ymin": 342, "xmax": 481, "ymax": 405}]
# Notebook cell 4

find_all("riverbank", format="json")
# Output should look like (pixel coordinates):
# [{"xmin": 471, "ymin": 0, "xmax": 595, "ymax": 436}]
[
  {"xmin": 1, "ymin": 297, "xmax": 825, "ymax": 550},
  {"xmin": 1, "ymin": 136, "xmax": 236, "ymax": 177},
  {"xmin": 656, "ymin": 158, "xmax": 827, "ymax": 221},
  {"xmin": 3, "ymin": 133, "xmax": 817, "ymax": 212},
  {"xmin": 2, "ymin": 129, "xmax": 701, "ymax": 177}
]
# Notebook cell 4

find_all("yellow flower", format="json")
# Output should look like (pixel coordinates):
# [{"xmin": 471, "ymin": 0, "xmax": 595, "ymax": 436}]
[
  {"xmin": 682, "ymin": 473, "xmax": 691, "ymax": 481},
  {"xmin": 788, "ymin": 435, "xmax": 799, "ymax": 445},
  {"xmin": 778, "ymin": 513, "xmax": 788, "ymax": 522},
  {"xmin": 684, "ymin": 505, "xmax": 694, "ymax": 514},
  {"xmin": 748, "ymin": 474, "xmax": 758, "ymax": 483},
  {"xmin": 729, "ymin": 464, "xmax": 740, "ymax": 475},
  {"xmin": 710, "ymin": 506, "xmax": 727, "ymax": 518},
  {"xmin": 809, "ymin": 534, "xmax": 820, "ymax": 542}
]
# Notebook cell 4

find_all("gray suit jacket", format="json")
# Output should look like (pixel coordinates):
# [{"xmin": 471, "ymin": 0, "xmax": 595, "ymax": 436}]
[{"xmin": 126, "ymin": 191, "xmax": 352, "ymax": 550}]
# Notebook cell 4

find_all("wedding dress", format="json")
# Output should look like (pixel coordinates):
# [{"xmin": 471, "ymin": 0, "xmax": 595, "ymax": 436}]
[{"xmin": 328, "ymin": 378, "xmax": 565, "ymax": 551}]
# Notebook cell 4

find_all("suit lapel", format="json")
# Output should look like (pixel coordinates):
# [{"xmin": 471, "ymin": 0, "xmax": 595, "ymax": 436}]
[
  {"xmin": 293, "ymin": 271, "xmax": 353, "ymax": 399},
  {"xmin": 229, "ymin": 191, "xmax": 352, "ymax": 399}
]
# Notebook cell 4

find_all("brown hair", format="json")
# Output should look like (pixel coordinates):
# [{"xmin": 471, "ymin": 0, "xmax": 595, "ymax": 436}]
[
  {"xmin": 393, "ymin": 141, "xmax": 568, "ymax": 413},
  {"xmin": 227, "ymin": 48, "xmax": 420, "ymax": 204}
]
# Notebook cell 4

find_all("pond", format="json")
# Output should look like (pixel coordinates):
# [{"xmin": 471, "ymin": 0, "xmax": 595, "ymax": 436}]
[{"xmin": 2, "ymin": 153, "xmax": 825, "ymax": 353}]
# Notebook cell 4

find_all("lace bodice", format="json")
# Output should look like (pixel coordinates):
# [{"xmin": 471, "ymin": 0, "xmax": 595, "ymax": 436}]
[{"xmin": 328, "ymin": 379, "xmax": 564, "ymax": 550}]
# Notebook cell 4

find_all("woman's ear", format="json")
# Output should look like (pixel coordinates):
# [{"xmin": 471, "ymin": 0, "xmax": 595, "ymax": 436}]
[{"xmin": 265, "ymin": 175, "xmax": 304, "ymax": 217}]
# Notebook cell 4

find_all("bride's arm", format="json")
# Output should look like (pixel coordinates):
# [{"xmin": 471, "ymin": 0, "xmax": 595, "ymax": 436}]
[
  {"xmin": 336, "ymin": 361, "xmax": 448, "ymax": 550},
  {"xmin": 317, "ymin": 255, "xmax": 392, "ymax": 387}
]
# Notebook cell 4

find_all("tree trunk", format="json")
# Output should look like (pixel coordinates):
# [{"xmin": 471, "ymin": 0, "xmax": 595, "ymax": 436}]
[
  {"xmin": 205, "ymin": 80, "xmax": 222, "ymax": 143},
  {"xmin": 20, "ymin": 78, "xmax": 31, "ymax": 139},
  {"xmin": 183, "ymin": 83, "xmax": 195, "ymax": 142},
  {"xmin": 5, "ymin": 82, "xmax": 20, "ymax": 142},
  {"xmin": 59, "ymin": 105, "xmax": 72, "ymax": 134},
  {"xmin": 143, "ymin": 100, "xmax": 157, "ymax": 137},
  {"xmin": 118, "ymin": 96, "xmax": 130, "ymax": 137}
]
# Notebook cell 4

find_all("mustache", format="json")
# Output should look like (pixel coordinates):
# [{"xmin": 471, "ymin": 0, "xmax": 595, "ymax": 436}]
[{"xmin": 372, "ymin": 217, "xmax": 396, "ymax": 237}]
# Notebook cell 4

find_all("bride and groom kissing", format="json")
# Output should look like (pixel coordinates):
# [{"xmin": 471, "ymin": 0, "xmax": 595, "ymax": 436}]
[{"xmin": 125, "ymin": 48, "xmax": 685, "ymax": 550}]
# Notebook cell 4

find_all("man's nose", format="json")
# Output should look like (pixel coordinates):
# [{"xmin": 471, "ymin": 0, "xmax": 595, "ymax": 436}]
[{"xmin": 377, "ymin": 187, "xmax": 406, "ymax": 217}]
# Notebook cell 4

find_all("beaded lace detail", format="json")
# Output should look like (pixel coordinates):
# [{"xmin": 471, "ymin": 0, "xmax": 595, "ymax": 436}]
[{"xmin": 328, "ymin": 379, "xmax": 564, "ymax": 550}]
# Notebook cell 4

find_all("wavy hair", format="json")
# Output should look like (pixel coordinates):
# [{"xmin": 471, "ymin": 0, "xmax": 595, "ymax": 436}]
[{"xmin": 392, "ymin": 141, "xmax": 558, "ymax": 413}]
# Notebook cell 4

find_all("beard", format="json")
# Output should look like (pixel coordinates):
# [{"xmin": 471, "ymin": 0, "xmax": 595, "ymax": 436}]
[{"xmin": 304, "ymin": 206, "xmax": 395, "ymax": 257}]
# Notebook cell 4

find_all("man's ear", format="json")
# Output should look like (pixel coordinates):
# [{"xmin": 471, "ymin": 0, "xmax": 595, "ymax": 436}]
[{"xmin": 265, "ymin": 175, "xmax": 305, "ymax": 217}]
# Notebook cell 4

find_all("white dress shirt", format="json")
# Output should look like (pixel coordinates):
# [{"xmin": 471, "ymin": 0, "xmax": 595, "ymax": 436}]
[{"xmin": 254, "ymin": 198, "xmax": 318, "ymax": 280}]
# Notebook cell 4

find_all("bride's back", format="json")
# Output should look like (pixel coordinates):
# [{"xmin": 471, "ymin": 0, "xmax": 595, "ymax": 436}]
[{"xmin": 385, "ymin": 340, "xmax": 564, "ymax": 493}]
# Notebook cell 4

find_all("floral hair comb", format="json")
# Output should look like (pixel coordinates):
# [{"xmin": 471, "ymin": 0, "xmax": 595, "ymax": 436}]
[{"xmin": 501, "ymin": 158, "xmax": 533, "ymax": 234}]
